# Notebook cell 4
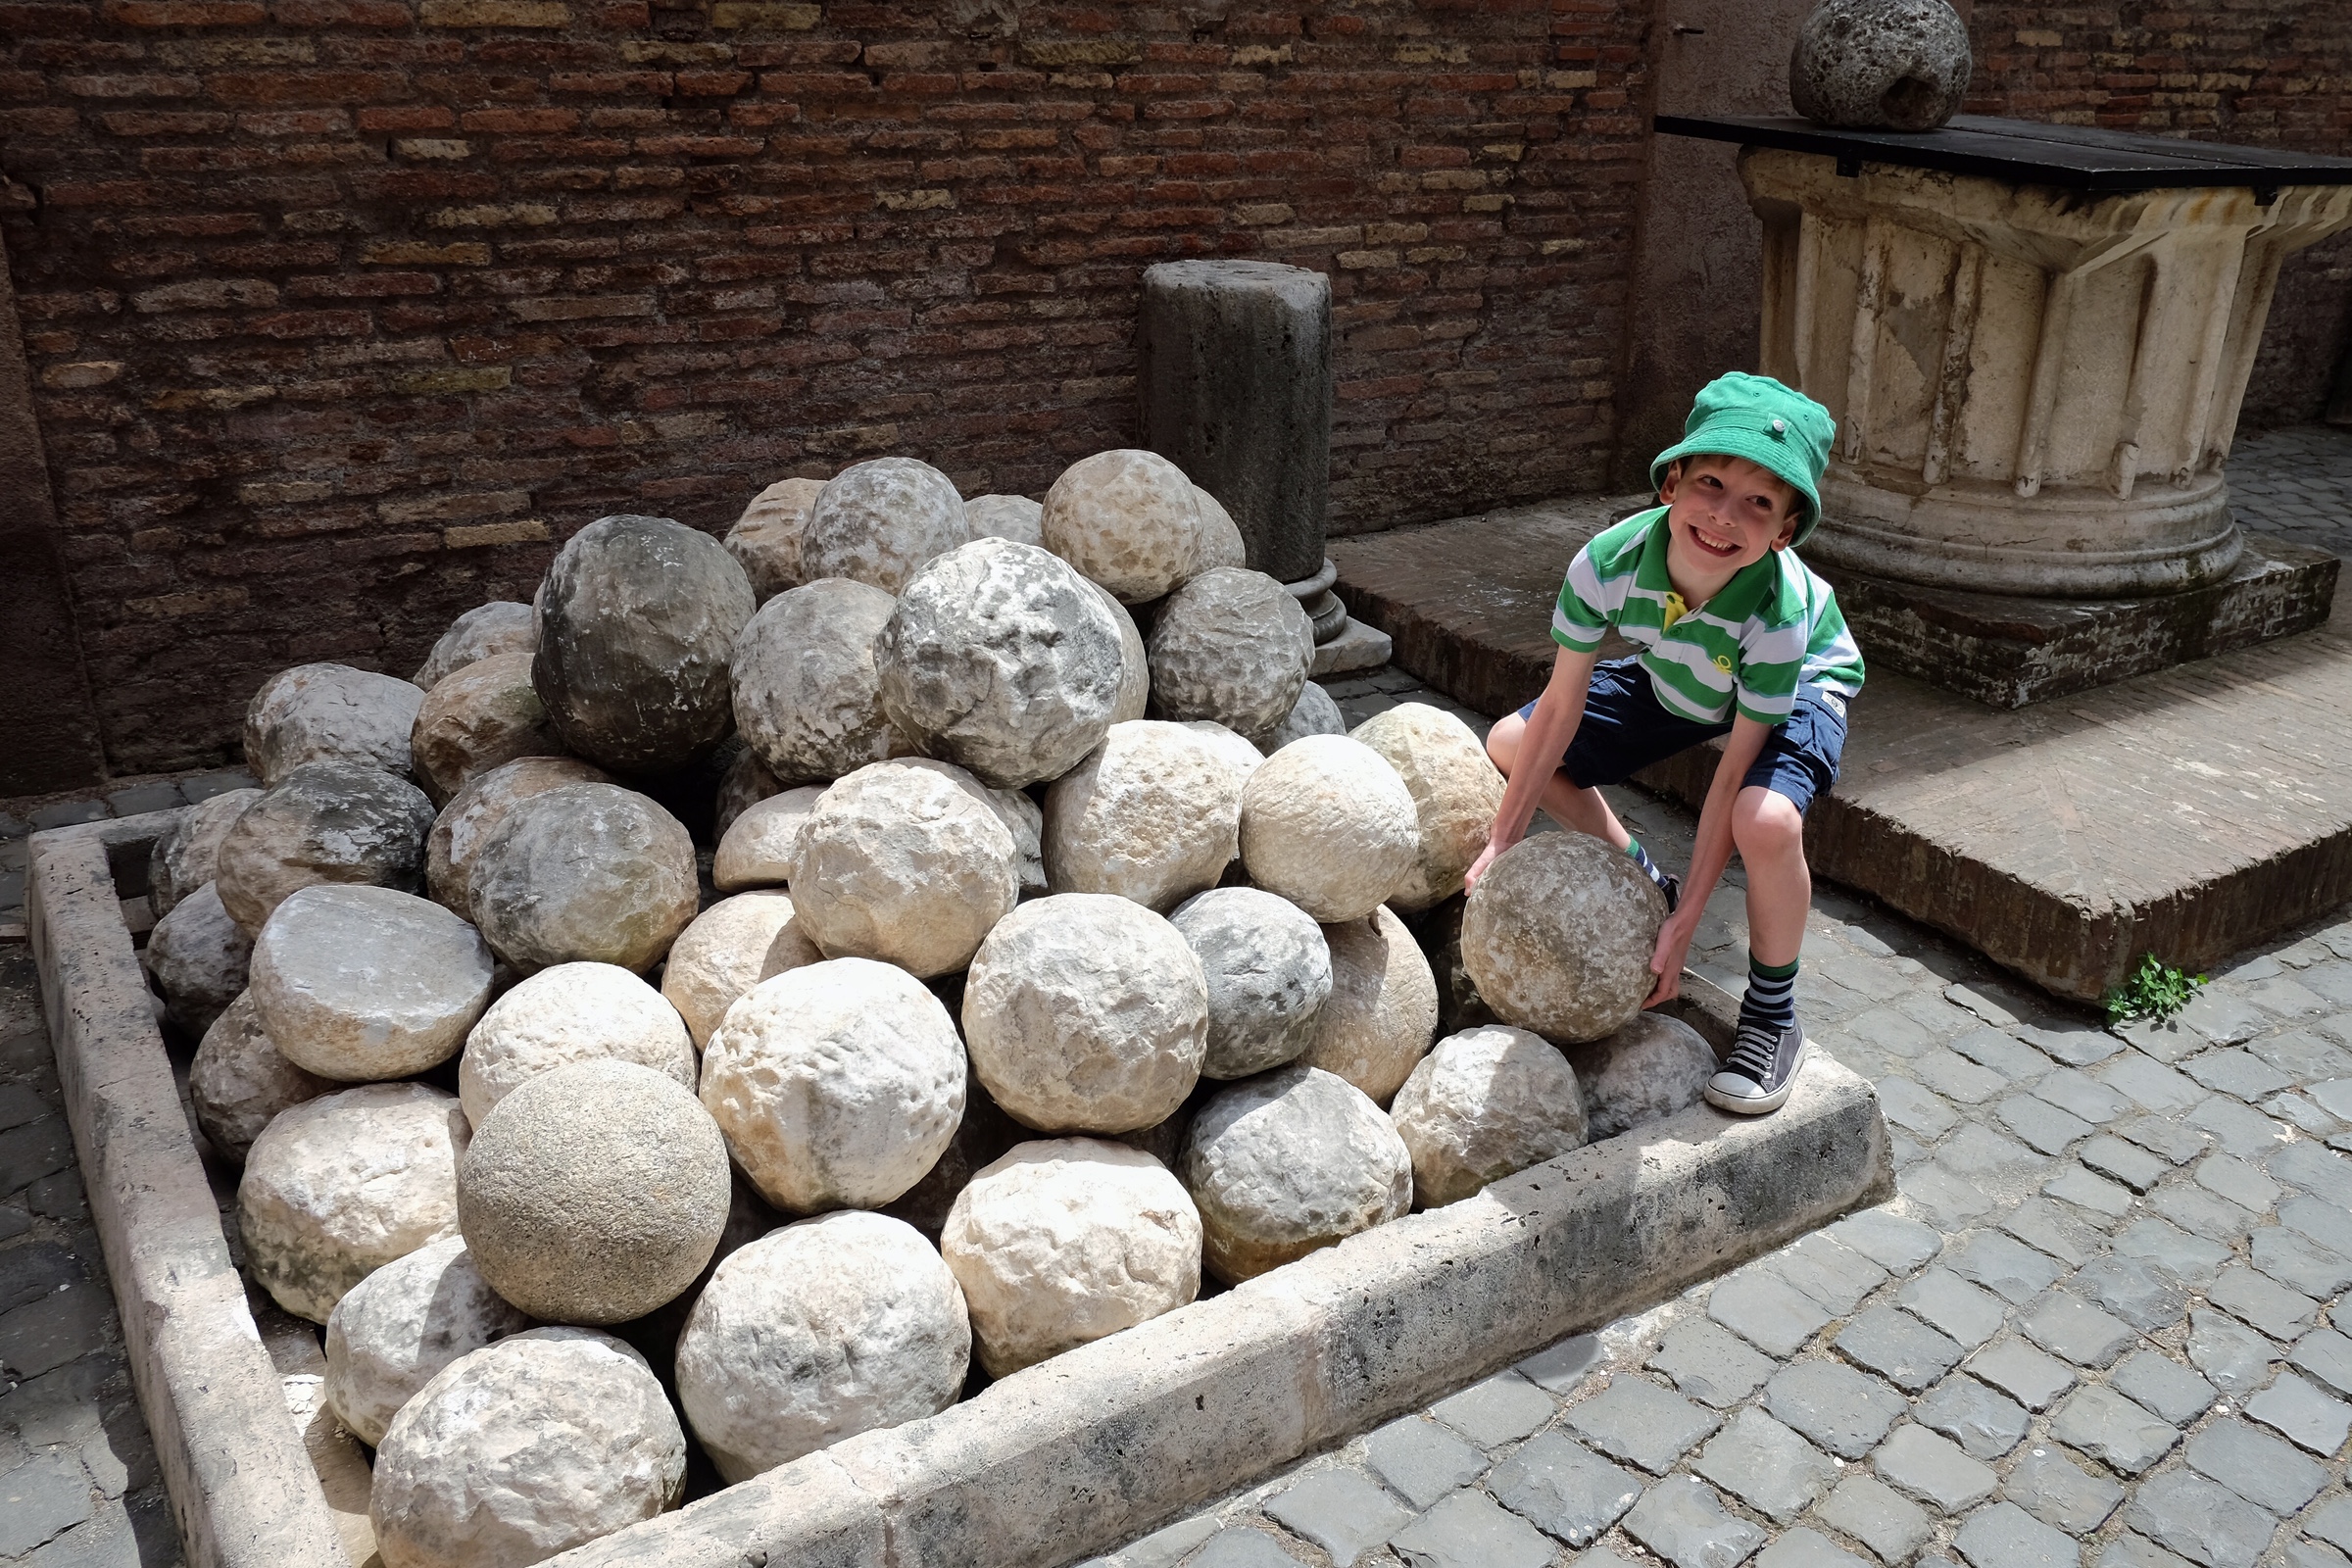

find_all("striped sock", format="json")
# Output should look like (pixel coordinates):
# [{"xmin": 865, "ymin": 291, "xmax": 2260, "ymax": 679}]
[
  {"xmin": 1623, "ymin": 838, "xmax": 1674, "ymax": 901},
  {"xmin": 1738, "ymin": 953, "xmax": 1800, "ymax": 1044}
]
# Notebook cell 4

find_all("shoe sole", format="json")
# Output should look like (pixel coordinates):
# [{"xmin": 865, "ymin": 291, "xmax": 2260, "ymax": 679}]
[{"xmin": 1703, "ymin": 1037, "xmax": 1810, "ymax": 1116}]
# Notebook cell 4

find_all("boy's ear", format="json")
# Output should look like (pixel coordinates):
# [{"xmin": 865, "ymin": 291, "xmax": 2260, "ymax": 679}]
[
  {"xmin": 1656, "ymin": 458, "xmax": 1683, "ymax": 503},
  {"xmin": 1769, "ymin": 515, "xmax": 1801, "ymax": 551}
]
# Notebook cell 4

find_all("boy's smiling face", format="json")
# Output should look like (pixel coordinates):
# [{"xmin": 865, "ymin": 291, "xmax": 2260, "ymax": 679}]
[{"xmin": 1657, "ymin": 452, "xmax": 1802, "ymax": 602}]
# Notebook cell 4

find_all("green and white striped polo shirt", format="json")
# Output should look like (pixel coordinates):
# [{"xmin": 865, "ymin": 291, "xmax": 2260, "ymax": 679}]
[{"xmin": 1551, "ymin": 507, "xmax": 1866, "ymax": 724}]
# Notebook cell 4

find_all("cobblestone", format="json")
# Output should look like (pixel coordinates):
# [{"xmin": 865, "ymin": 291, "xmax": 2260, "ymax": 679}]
[
  {"xmin": 1875, "ymin": 1423, "xmax": 1999, "ymax": 1512},
  {"xmin": 1690, "ymin": 1407, "xmax": 1838, "ymax": 1524},
  {"xmin": 2108, "ymin": 1351, "xmax": 2218, "ymax": 1427},
  {"xmin": 1914, "ymin": 1374, "xmax": 2032, "ymax": 1460},
  {"xmin": 2049, "ymin": 1385, "xmax": 2181, "ymax": 1476},
  {"xmin": 1817, "ymin": 1473, "xmax": 1934, "ymax": 1560},
  {"xmin": 1483, "ymin": 1433, "xmax": 1641, "ymax": 1548},
  {"xmin": 2181, "ymin": 1420, "xmax": 2327, "ymax": 1515},
  {"xmin": 2004, "ymin": 1445, "xmax": 2125, "ymax": 1534},
  {"xmin": 2243, "ymin": 1368, "xmax": 2351, "ymax": 1455}
]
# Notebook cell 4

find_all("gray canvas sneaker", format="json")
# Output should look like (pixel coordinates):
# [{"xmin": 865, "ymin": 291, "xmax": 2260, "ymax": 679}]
[{"xmin": 1704, "ymin": 1019, "xmax": 1810, "ymax": 1115}]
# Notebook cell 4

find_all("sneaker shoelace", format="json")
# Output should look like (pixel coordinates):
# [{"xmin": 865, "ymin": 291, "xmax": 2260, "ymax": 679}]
[{"xmin": 1724, "ymin": 1023, "xmax": 1779, "ymax": 1083}]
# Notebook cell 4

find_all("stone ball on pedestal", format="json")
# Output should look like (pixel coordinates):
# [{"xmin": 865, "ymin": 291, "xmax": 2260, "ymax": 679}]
[
  {"xmin": 324, "ymin": 1234, "xmax": 533, "ymax": 1447},
  {"xmin": 1247, "ymin": 680, "xmax": 1345, "ymax": 756},
  {"xmin": 965, "ymin": 493, "xmax": 1044, "ymax": 548},
  {"xmin": 1041, "ymin": 449, "xmax": 1202, "ymax": 604},
  {"xmin": 189, "ymin": 992, "xmax": 334, "ymax": 1161},
  {"xmin": 712, "ymin": 784, "xmax": 823, "ymax": 891},
  {"xmin": 459, "ymin": 961, "xmax": 695, "ymax": 1129},
  {"xmin": 1146, "ymin": 567, "xmax": 1309, "ymax": 738},
  {"xmin": 149, "ymin": 787, "xmax": 261, "ymax": 919},
  {"xmin": 1349, "ymin": 703, "xmax": 1506, "ymax": 912},
  {"xmin": 409, "ymin": 652, "xmax": 564, "ymax": 807},
  {"xmin": 725, "ymin": 475, "xmax": 827, "ymax": 602},
  {"xmin": 1180, "ymin": 1065, "xmax": 1411, "ymax": 1285},
  {"xmin": 467, "ymin": 782, "xmax": 698, "ymax": 974},
  {"xmin": 1190, "ymin": 487, "xmax": 1249, "ymax": 571},
  {"xmin": 799, "ymin": 457, "xmax": 972, "ymax": 594},
  {"xmin": 1042, "ymin": 720, "xmax": 1252, "ymax": 912},
  {"xmin": 659, "ymin": 889, "xmax": 821, "ymax": 1051},
  {"xmin": 214, "ymin": 760, "xmax": 438, "ymax": 937},
  {"xmin": 424, "ymin": 755, "xmax": 611, "ymax": 922},
  {"xmin": 1789, "ymin": 0, "xmax": 1971, "ymax": 131},
  {"xmin": 1389, "ymin": 1024, "xmax": 1589, "ymax": 1207},
  {"xmin": 788, "ymin": 760, "xmax": 1019, "ymax": 978},
  {"xmin": 145, "ymin": 881, "xmax": 251, "ymax": 1039},
  {"xmin": 1296, "ymin": 905, "xmax": 1438, "ymax": 1105},
  {"xmin": 414, "ymin": 602, "xmax": 536, "ymax": 691},
  {"xmin": 1569, "ymin": 1012, "xmax": 1719, "ymax": 1139},
  {"xmin": 250, "ymin": 884, "xmax": 494, "ymax": 1081},
  {"xmin": 1237, "ymin": 735, "xmax": 1418, "ymax": 922},
  {"xmin": 730, "ymin": 578, "xmax": 903, "ymax": 787},
  {"xmin": 1461, "ymin": 832, "xmax": 1664, "ymax": 1044},
  {"xmin": 245, "ymin": 662, "xmax": 424, "ymax": 786},
  {"xmin": 1168, "ymin": 887, "xmax": 1331, "ymax": 1080}
]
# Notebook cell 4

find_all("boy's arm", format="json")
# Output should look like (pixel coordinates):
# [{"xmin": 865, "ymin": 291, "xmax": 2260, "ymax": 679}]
[
  {"xmin": 1463, "ymin": 643, "xmax": 1598, "ymax": 891},
  {"xmin": 1643, "ymin": 713, "xmax": 1774, "ymax": 1006}
]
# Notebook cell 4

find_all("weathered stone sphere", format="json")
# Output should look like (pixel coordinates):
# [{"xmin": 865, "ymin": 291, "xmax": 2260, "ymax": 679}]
[
  {"xmin": 1186, "ymin": 719, "xmax": 1266, "ymax": 783},
  {"xmin": 1181, "ymin": 1066, "xmax": 1412, "ymax": 1285},
  {"xmin": 324, "ymin": 1235, "xmax": 532, "ymax": 1447},
  {"xmin": 1042, "ymin": 449, "xmax": 1202, "ymax": 603},
  {"xmin": 189, "ymin": 992, "xmax": 334, "ymax": 1161},
  {"xmin": 245, "ymin": 662, "xmax": 423, "ymax": 786},
  {"xmin": 424, "ymin": 755, "xmax": 610, "ymax": 922},
  {"xmin": 1789, "ymin": 0, "xmax": 1971, "ymax": 130},
  {"xmin": 150, "ymin": 786, "xmax": 262, "ymax": 919},
  {"xmin": 237, "ymin": 1082, "xmax": 468, "ymax": 1323},
  {"xmin": 1390, "ymin": 1025, "xmax": 1589, "ymax": 1207},
  {"xmin": 880, "ymin": 1066, "xmax": 1024, "ymax": 1239},
  {"xmin": 1169, "ymin": 887, "xmax": 1331, "ymax": 1079},
  {"xmin": 250, "ymin": 885, "xmax": 493, "ymax": 1081},
  {"xmin": 661, "ymin": 890, "xmax": 821, "ymax": 1050},
  {"xmin": 1350, "ymin": 704, "xmax": 1506, "ymax": 912},
  {"xmin": 1237, "ymin": 735, "xmax": 1418, "ymax": 922},
  {"xmin": 1297, "ymin": 905, "xmax": 1438, "ymax": 1104},
  {"xmin": 1043, "ymin": 720, "xmax": 1251, "ymax": 911},
  {"xmin": 963, "ymin": 894, "xmax": 1208, "ymax": 1135},
  {"xmin": 460, "ymin": 962, "xmax": 695, "ymax": 1129},
  {"xmin": 712, "ymin": 745, "xmax": 781, "ymax": 840},
  {"xmin": 1249, "ymin": 680, "xmax": 1345, "ymax": 755},
  {"xmin": 370, "ymin": 1328, "xmax": 685, "ymax": 1568},
  {"xmin": 215, "ymin": 760, "xmax": 437, "ymax": 937},
  {"xmin": 1191, "ymin": 487, "xmax": 1248, "ymax": 570},
  {"xmin": 725, "ymin": 475, "xmax": 827, "ymax": 602},
  {"xmin": 965, "ymin": 492, "xmax": 1044, "ymax": 548},
  {"xmin": 145, "ymin": 881, "xmax": 251, "ymax": 1038},
  {"xmin": 800, "ymin": 457, "xmax": 972, "ymax": 594},
  {"xmin": 414, "ymin": 602, "xmax": 536, "ymax": 691},
  {"xmin": 676, "ymin": 1212, "xmax": 970, "ymax": 1482},
  {"xmin": 700, "ymin": 957, "xmax": 966, "ymax": 1213},
  {"xmin": 533, "ymin": 514, "xmax": 755, "ymax": 774},
  {"xmin": 984, "ymin": 779, "xmax": 1047, "ymax": 899},
  {"xmin": 941, "ymin": 1139, "xmax": 1201, "ymax": 1376},
  {"xmin": 711, "ymin": 785, "xmax": 821, "ymax": 891},
  {"xmin": 468, "ymin": 782, "xmax": 698, "ymax": 974},
  {"xmin": 459, "ymin": 1059, "xmax": 731, "ymax": 1324},
  {"xmin": 1147, "ymin": 567, "xmax": 1309, "ymax": 738},
  {"xmin": 730, "ymin": 578, "xmax": 902, "ymax": 786},
  {"xmin": 877, "ymin": 538, "xmax": 1125, "ymax": 789},
  {"xmin": 789, "ymin": 760, "xmax": 1018, "ymax": 978},
  {"xmin": 408, "ymin": 652, "xmax": 564, "ymax": 807},
  {"xmin": 1087, "ymin": 580, "xmax": 1152, "ymax": 723},
  {"xmin": 1461, "ymin": 833, "xmax": 1664, "ymax": 1044},
  {"xmin": 1570, "ymin": 1012, "xmax": 1719, "ymax": 1140}
]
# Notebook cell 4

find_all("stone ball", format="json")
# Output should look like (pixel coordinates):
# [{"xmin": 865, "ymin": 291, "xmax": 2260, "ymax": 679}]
[
  {"xmin": 408, "ymin": 652, "xmax": 564, "ymax": 808},
  {"xmin": 468, "ymin": 782, "xmax": 698, "ymax": 974},
  {"xmin": 877, "ymin": 538, "xmax": 1125, "ymax": 789},
  {"xmin": 249, "ymin": 885, "xmax": 493, "ymax": 1081},
  {"xmin": 1042, "ymin": 720, "xmax": 1252, "ymax": 912},
  {"xmin": 324, "ymin": 1234, "xmax": 532, "ymax": 1448},
  {"xmin": 369, "ymin": 1327, "xmax": 685, "ymax": 1568},
  {"xmin": 725, "ymin": 475, "xmax": 827, "ymax": 602},
  {"xmin": 413, "ymin": 602, "xmax": 535, "ymax": 692},
  {"xmin": 149, "ymin": 787, "xmax": 261, "ymax": 919},
  {"xmin": 879, "ymin": 1066, "xmax": 1024, "ymax": 1239},
  {"xmin": 730, "ymin": 577, "xmax": 904, "ymax": 787},
  {"xmin": 712, "ymin": 744, "xmax": 782, "ymax": 841},
  {"xmin": 1569, "ymin": 1011, "xmax": 1719, "ymax": 1140},
  {"xmin": 1390, "ymin": 1025, "xmax": 1589, "ymax": 1207},
  {"xmin": 712, "ymin": 785, "xmax": 823, "ymax": 891},
  {"xmin": 965, "ymin": 492, "xmax": 1044, "ymax": 548},
  {"xmin": 1041, "ymin": 449, "xmax": 1202, "ymax": 603},
  {"xmin": 1237, "ymin": 735, "xmax": 1419, "ymax": 922},
  {"xmin": 459, "ymin": 961, "xmax": 695, "ymax": 1129},
  {"xmin": 1168, "ymin": 887, "xmax": 1331, "ymax": 1080},
  {"xmin": 1185, "ymin": 719, "xmax": 1267, "ymax": 783},
  {"xmin": 245, "ymin": 662, "xmax": 423, "ymax": 786},
  {"xmin": 459, "ymin": 1059, "xmax": 732, "ymax": 1324},
  {"xmin": 941, "ymin": 1139, "xmax": 1201, "ymax": 1377},
  {"xmin": 800, "ymin": 456, "xmax": 972, "ymax": 594},
  {"xmin": 424, "ymin": 756, "xmax": 611, "ymax": 922},
  {"xmin": 1789, "ymin": 0, "xmax": 1972, "ymax": 131},
  {"xmin": 660, "ymin": 890, "xmax": 821, "ymax": 1051},
  {"xmin": 1147, "ymin": 567, "xmax": 1309, "ymax": 738},
  {"xmin": 237, "ymin": 1082, "xmax": 469, "ymax": 1323},
  {"xmin": 145, "ymin": 881, "xmax": 251, "ymax": 1039},
  {"xmin": 1180, "ymin": 1065, "xmax": 1412, "ymax": 1285},
  {"xmin": 1349, "ymin": 703, "xmax": 1506, "ymax": 912},
  {"xmin": 700, "ymin": 957, "xmax": 966, "ymax": 1214},
  {"xmin": 189, "ymin": 991, "xmax": 333, "ymax": 1161},
  {"xmin": 676, "ymin": 1211, "xmax": 969, "ymax": 1482},
  {"xmin": 789, "ymin": 760, "xmax": 1019, "ymax": 978},
  {"xmin": 533, "ymin": 514, "xmax": 755, "ymax": 775},
  {"xmin": 1191, "ymin": 487, "xmax": 1248, "ymax": 571},
  {"xmin": 1248, "ymin": 680, "xmax": 1346, "ymax": 755},
  {"xmin": 1297, "ymin": 905, "xmax": 1438, "ymax": 1105},
  {"xmin": 963, "ymin": 894, "xmax": 1208, "ymax": 1135},
  {"xmin": 986, "ymin": 780, "xmax": 1047, "ymax": 900},
  {"xmin": 1461, "ymin": 833, "xmax": 1665, "ymax": 1044},
  {"xmin": 216, "ymin": 761, "xmax": 437, "ymax": 937}
]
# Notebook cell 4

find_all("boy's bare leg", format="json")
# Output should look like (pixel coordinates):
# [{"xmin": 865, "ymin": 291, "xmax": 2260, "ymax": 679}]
[
  {"xmin": 1484, "ymin": 712, "xmax": 1632, "ymax": 850},
  {"xmin": 1731, "ymin": 784, "xmax": 1808, "ymax": 967}
]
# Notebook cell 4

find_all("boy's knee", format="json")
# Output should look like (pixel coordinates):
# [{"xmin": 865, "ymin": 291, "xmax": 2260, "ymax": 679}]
[
  {"xmin": 1486, "ymin": 713, "xmax": 1524, "ymax": 775},
  {"xmin": 1734, "ymin": 787, "xmax": 1805, "ymax": 856}
]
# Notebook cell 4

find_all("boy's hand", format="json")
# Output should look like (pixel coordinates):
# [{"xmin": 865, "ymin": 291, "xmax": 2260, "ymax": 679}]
[
  {"xmin": 1463, "ymin": 826, "xmax": 1518, "ymax": 894},
  {"xmin": 1642, "ymin": 906, "xmax": 1699, "ymax": 1008}
]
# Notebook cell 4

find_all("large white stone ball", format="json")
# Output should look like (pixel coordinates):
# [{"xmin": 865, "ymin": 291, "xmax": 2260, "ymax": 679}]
[
  {"xmin": 149, "ymin": 787, "xmax": 261, "ymax": 919},
  {"xmin": 237, "ymin": 1082, "xmax": 469, "ymax": 1323},
  {"xmin": 800, "ymin": 457, "xmax": 972, "ymax": 594},
  {"xmin": 660, "ymin": 890, "xmax": 821, "ymax": 1051},
  {"xmin": 725, "ymin": 475, "xmax": 827, "ymax": 601},
  {"xmin": 369, "ymin": 1328, "xmax": 685, "ymax": 1568},
  {"xmin": 877, "ymin": 538, "xmax": 1125, "ymax": 789},
  {"xmin": 1147, "ymin": 567, "xmax": 1310, "ymax": 738},
  {"xmin": 965, "ymin": 492, "xmax": 1043, "ymax": 548},
  {"xmin": 324, "ymin": 1235, "xmax": 532, "ymax": 1447},
  {"xmin": 1248, "ymin": 680, "xmax": 1346, "ymax": 755},
  {"xmin": 245, "ymin": 662, "xmax": 424, "ymax": 786},
  {"xmin": 712, "ymin": 744, "xmax": 780, "ymax": 841},
  {"xmin": 144, "ymin": 881, "xmax": 251, "ymax": 1039},
  {"xmin": 700, "ymin": 957, "xmax": 967, "ymax": 1214},
  {"xmin": 1461, "ymin": 833, "xmax": 1664, "ymax": 1044},
  {"xmin": 675, "ymin": 1211, "xmax": 970, "ymax": 1482},
  {"xmin": 1042, "ymin": 720, "xmax": 1251, "ymax": 911},
  {"xmin": 215, "ymin": 760, "xmax": 438, "ymax": 937},
  {"xmin": 1191, "ymin": 486, "xmax": 1248, "ymax": 570},
  {"xmin": 1350, "ymin": 704, "xmax": 1506, "ymax": 912},
  {"xmin": 459, "ymin": 1059, "xmax": 732, "ymax": 1325},
  {"xmin": 468, "ymin": 782, "xmax": 698, "ymax": 974},
  {"xmin": 1041, "ymin": 449, "xmax": 1201, "ymax": 603},
  {"xmin": 788, "ymin": 760, "xmax": 1019, "ymax": 978},
  {"xmin": 414, "ymin": 601, "xmax": 535, "ymax": 691},
  {"xmin": 1086, "ymin": 580, "xmax": 1152, "ymax": 723},
  {"xmin": 1390, "ymin": 1025, "xmax": 1589, "ymax": 1207},
  {"xmin": 729, "ymin": 578, "xmax": 902, "ymax": 786},
  {"xmin": 1296, "ymin": 905, "xmax": 1438, "ymax": 1105},
  {"xmin": 424, "ymin": 755, "xmax": 611, "ymax": 922},
  {"xmin": 189, "ymin": 991, "xmax": 334, "ymax": 1161},
  {"xmin": 711, "ymin": 784, "xmax": 823, "ymax": 892},
  {"xmin": 1237, "ymin": 735, "xmax": 1419, "ymax": 922},
  {"xmin": 1168, "ymin": 887, "xmax": 1331, "ymax": 1079},
  {"xmin": 941, "ymin": 1139, "xmax": 1201, "ymax": 1377},
  {"xmin": 249, "ymin": 885, "xmax": 494, "ymax": 1081},
  {"xmin": 1181, "ymin": 1065, "xmax": 1412, "ymax": 1284},
  {"xmin": 962, "ymin": 894, "xmax": 1207, "ymax": 1135},
  {"xmin": 459, "ymin": 962, "xmax": 695, "ymax": 1129},
  {"xmin": 408, "ymin": 651, "xmax": 564, "ymax": 807},
  {"xmin": 1570, "ymin": 1012, "xmax": 1719, "ymax": 1140}
]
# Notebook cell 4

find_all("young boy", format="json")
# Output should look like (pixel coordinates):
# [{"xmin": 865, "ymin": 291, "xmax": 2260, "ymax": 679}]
[{"xmin": 1462, "ymin": 372, "xmax": 1863, "ymax": 1114}]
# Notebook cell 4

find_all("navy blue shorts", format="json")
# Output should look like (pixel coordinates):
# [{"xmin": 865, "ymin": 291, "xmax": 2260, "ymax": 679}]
[{"xmin": 1514, "ymin": 657, "xmax": 1847, "ymax": 815}]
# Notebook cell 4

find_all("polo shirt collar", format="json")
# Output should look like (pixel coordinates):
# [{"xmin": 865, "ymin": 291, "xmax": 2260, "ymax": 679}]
[{"xmin": 1638, "ymin": 508, "xmax": 1783, "ymax": 622}]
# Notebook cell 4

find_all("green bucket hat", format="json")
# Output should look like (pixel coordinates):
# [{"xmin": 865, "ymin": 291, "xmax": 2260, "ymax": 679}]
[{"xmin": 1648, "ymin": 371, "xmax": 1836, "ymax": 547}]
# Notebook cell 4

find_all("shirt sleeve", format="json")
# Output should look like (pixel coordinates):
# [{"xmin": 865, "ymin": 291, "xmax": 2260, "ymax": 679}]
[{"xmin": 1551, "ymin": 544, "xmax": 1613, "ymax": 652}]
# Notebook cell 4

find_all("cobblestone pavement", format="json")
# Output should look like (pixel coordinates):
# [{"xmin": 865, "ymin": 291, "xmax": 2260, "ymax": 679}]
[{"xmin": 2233, "ymin": 424, "xmax": 2352, "ymax": 559}]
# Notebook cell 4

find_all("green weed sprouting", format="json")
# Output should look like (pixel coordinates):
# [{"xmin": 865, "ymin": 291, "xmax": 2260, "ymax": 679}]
[{"xmin": 2104, "ymin": 953, "xmax": 2205, "ymax": 1025}]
